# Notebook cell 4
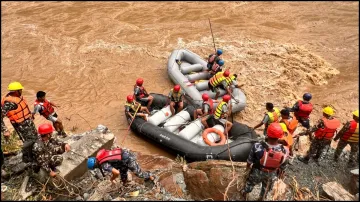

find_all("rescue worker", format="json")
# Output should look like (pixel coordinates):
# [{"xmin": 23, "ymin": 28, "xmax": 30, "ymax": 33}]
[
  {"xmin": 298, "ymin": 106, "xmax": 341, "ymax": 164},
  {"xmin": 193, "ymin": 93, "xmax": 219, "ymax": 129},
  {"xmin": 253, "ymin": 103, "xmax": 281, "ymax": 136},
  {"xmin": 279, "ymin": 108, "xmax": 298, "ymax": 135},
  {"xmin": 221, "ymin": 73, "xmax": 242, "ymax": 93},
  {"xmin": 32, "ymin": 123, "xmax": 71, "ymax": 178},
  {"xmin": 207, "ymin": 49, "xmax": 223, "ymax": 70},
  {"xmin": 286, "ymin": 93, "xmax": 313, "ymax": 129},
  {"xmin": 208, "ymin": 59, "xmax": 225, "ymax": 76},
  {"xmin": 208, "ymin": 70, "xmax": 231, "ymax": 100},
  {"xmin": 32, "ymin": 91, "xmax": 67, "ymax": 137},
  {"xmin": 133, "ymin": 78, "xmax": 154, "ymax": 110},
  {"xmin": 87, "ymin": 147, "xmax": 155, "ymax": 186},
  {"xmin": 1, "ymin": 82, "xmax": 38, "ymax": 163},
  {"xmin": 210, "ymin": 94, "xmax": 233, "ymax": 135},
  {"xmin": 279, "ymin": 123, "xmax": 294, "ymax": 156},
  {"xmin": 333, "ymin": 110, "xmax": 359, "ymax": 167},
  {"xmin": 125, "ymin": 95, "xmax": 150, "ymax": 121},
  {"xmin": 241, "ymin": 123, "xmax": 289, "ymax": 200},
  {"xmin": 168, "ymin": 85, "xmax": 185, "ymax": 115}
]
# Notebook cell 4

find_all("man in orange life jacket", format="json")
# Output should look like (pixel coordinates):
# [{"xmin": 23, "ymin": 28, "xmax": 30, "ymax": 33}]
[
  {"xmin": 194, "ymin": 93, "xmax": 220, "ymax": 129},
  {"xmin": 207, "ymin": 49, "xmax": 223, "ymax": 70},
  {"xmin": 1, "ymin": 82, "xmax": 38, "ymax": 163},
  {"xmin": 279, "ymin": 109, "xmax": 298, "ymax": 135},
  {"xmin": 168, "ymin": 85, "xmax": 185, "ymax": 115},
  {"xmin": 87, "ymin": 148, "xmax": 154, "ymax": 186},
  {"xmin": 253, "ymin": 103, "xmax": 281, "ymax": 136},
  {"xmin": 298, "ymin": 106, "xmax": 341, "ymax": 164},
  {"xmin": 333, "ymin": 110, "xmax": 359, "ymax": 167},
  {"xmin": 208, "ymin": 70, "xmax": 231, "ymax": 100},
  {"xmin": 133, "ymin": 78, "xmax": 154, "ymax": 110},
  {"xmin": 286, "ymin": 93, "xmax": 313, "ymax": 129},
  {"xmin": 241, "ymin": 123, "xmax": 289, "ymax": 200},
  {"xmin": 32, "ymin": 91, "xmax": 67, "ymax": 138}
]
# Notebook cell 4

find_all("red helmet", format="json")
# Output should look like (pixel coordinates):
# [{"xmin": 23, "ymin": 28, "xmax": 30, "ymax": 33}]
[
  {"xmin": 127, "ymin": 95, "xmax": 134, "ymax": 103},
  {"xmin": 202, "ymin": 93, "xmax": 209, "ymax": 101},
  {"xmin": 38, "ymin": 123, "xmax": 54, "ymax": 135},
  {"xmin": 267, "ymin": 123, "xmax": 284, "ymax": 139},
  {"xmin": 174, "ymin": 85, "xmax": 181, "ymax": 92},
  {"xmin": 136, "ymin": 78, "xmax": 144, "ymax": 86},
  {"xmin": 223, "ymin": 70, "xmax": 230, "ymax": 77},
  {"xmin": 223, "ymin": 94, "xmax": 231, "ymax": 102}
]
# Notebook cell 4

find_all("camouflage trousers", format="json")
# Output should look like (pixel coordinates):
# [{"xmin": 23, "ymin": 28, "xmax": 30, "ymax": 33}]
[
  {"xmin": 304, "ymin": 138, "xmax": 331, "ymax": 160},
  {"xmin": 243, "ymin": 168, "xmax": 277, "ymax": 199},
  {"xmin": 116, "ymin": 150, "xmax": 152, "ymax": 183},
  {"xmin": 36, "ymin": 155, "xmax": 63, "ymax": 173},
  {"xmin": 334, "ymin": 139, "xmax": 359, "ymax": 163},
  {"xmin": 12, "ymin": 119, "xmax": 38, "ymax": 142}
]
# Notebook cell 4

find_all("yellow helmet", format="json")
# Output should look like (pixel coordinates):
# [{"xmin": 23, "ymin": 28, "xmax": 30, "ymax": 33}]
[
  {"xmin": 8, "ymin": 82, "xmax": 24, "ymax": 91},
  {"xmin": 279, "ymin": 123, "xmax": 288, "ymax": 133},
  {"xmin": 323, "ymin": 106, "xmax": 334, "ymax": 116},
  {"xmin": 352, "ymin": 110, "xmax": 359, "ymax": 118}
]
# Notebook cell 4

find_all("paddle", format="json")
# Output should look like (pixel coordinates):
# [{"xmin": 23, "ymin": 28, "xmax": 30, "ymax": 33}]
[{"xmin": 121, "ymin": 103, "xmax": 141, "ymax": 145}]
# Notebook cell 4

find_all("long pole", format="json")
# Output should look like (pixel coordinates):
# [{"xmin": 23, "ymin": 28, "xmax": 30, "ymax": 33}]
[{"xmin": 208, "ymin": 18, "xmax": 216, "ymax": 52}]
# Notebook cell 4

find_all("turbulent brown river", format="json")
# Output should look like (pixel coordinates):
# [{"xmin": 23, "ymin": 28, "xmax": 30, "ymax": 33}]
[{"xmin": 1, "ymin": 2, "xmax": 358, "ymax": 158}]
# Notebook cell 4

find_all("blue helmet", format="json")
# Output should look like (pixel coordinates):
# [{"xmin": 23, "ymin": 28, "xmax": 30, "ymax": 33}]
[
  {"xmin": 303, "ymin": 93, "xmax": 312, "ymax": 101},
  {"xmin": 87, "ymin": 157, "xmax": 96, "ymax": 170},
  {"xmin": 217, "ymin": 59, "xmax": 225, "ymax": 66},
  {"xmin": 216, "ymin": 49, "xmax": 223, "ymax": 55}
]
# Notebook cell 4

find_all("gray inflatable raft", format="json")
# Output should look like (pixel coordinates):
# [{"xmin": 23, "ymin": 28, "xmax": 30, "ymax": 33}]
[{"xmin": 167, "ymin": 49, "xmax": 246, "ymax": 112}]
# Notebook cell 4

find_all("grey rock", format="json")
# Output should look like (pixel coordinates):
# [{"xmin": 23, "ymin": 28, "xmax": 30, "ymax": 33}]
[
  {"xmin": 96, "ymin": 125, "xmax": 109, "ymax": 134},
  {"xmin": 76, "ymin": 196, "xmax": 83, "ymax": 201},
  {"xmin": 83, "ymin": 193, "xmax": 90, "ymax": 200}
]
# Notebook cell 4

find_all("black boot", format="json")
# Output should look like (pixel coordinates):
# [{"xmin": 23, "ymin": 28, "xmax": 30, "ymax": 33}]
[{"xmin": 298, "ymin": 156, "xmax": 310, "ymax": 164}]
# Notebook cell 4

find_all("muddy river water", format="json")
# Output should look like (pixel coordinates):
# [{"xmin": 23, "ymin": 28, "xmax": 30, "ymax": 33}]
[{"xmin": 1, "ymin": 2, "xmax": 358, "ymax": 158}]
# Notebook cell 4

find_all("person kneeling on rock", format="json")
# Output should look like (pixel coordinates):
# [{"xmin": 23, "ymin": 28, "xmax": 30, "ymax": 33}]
[
  {"xmin": 87, "ymin": 148, "xmax": 155, "ymax": 186},
  {"xmin": 32, "ymin": 123, "xmax": 71, "ymax": 178}
]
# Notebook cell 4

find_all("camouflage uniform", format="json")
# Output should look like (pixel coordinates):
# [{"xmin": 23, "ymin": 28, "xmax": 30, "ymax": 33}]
[
  {"xmin": 101, "ymin": 149, "xmax": 152, "ymax": 183},
  {"xmin": 300, "ymin": 119, "xmax": 330, "ymax": 162},
  {"xmin": 243, "ymin": 142, "xmax": 289, "ymax": 199},
  {"xmin": 2, "ymin": 103, "xmax": 38, "ymax": 163},
  {"xmin": 334, "ymin": 122, "xmax": 359, "ymax": 165},
  {"xmin": 32, "ymin": 136, "xmax": 66, "ymax": 173},
  {"xmin": 1, "ymin": 103, "xmax": 37, "ymax": 142}
]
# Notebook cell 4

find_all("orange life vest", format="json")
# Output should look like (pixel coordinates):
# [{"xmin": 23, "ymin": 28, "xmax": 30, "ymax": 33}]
[
  {"xmin": 96, "ymin": 148, "xmax": 122, "ymax": 165},
  {"xmin": 314, "ymin": 117, "xmax": 341, "ymax": 140},
  {"xmin": 134, "ymin": 85, "xmax": 146, "ymax": 99},
  {"xmin": 203, "ymin": 99, "xmax": 214, "ymax": 115},
  {"xmin": 341, "ymin": 120, "xmax": 359, "ymax": 143},
  {"xmin": 280, "ymin": 116, "xmax": 298, "ymax": 135},
  {"xmin": 280, "ymin": 132, "xmax": 294, "ymax": 149},
  {"xmin": 34, "ymin": 99, "xmax": 55, "ymax": 118},
  {"xmin": 259, "ymin": 145, "xmax": 286, "ymax": 172},
  {"xmin": 1, "ymin": 94, "xmax": 31, "ymax": 124},
  {"xmin": 209, "ymin": 72, "xmax": 226, "ymax": 87},
  {"xmin": 294, "ymin": 100, "xmax": 313, "ymax": 119}
]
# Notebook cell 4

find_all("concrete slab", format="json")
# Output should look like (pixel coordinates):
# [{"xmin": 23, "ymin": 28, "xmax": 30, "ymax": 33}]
[{"xmin": 57, "ymin": 125, "xmax": 115, "ymax": 181}]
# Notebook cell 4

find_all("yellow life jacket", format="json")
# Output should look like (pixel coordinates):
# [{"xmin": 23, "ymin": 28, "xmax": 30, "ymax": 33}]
[
  {"xmin": 125, "ymin": 101, "xmax": 140, "ymax": 113},
  {"xmin": 225, "ymin": 74, "xmax": 236, "ymax": 85},
  {"xmin": 214, "ymin": 101, "xmax": 228, "ymax": 119},
  {"xmin": 209, "ymin": 72, "xmax": 226, "ymax": 87},
  {"xmin": 267, "ymin": 107, "xmax": 280, "ymax": 124},
  {"xmin": 170, "ymin": 89, "xmax": 182, "ymax": 102}
]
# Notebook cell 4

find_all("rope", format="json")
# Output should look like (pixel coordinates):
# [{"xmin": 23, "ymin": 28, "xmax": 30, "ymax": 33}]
[
  {"xmin": 121, "ymin": 104, "xmax": 141, "ymax": 146},
  {"xmin": 51, "ymin": 175, "xmax": 81, "ymax": 197}
]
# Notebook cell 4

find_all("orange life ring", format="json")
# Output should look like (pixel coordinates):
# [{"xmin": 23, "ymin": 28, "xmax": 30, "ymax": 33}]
[{"xmin": 202, "ymin": 128, "xmax": 226, "ymax": 146}]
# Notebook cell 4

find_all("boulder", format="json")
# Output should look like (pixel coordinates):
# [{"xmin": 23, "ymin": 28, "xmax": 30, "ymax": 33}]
[
  {"xmin": 57, "ymin": 125, "xmax": 115, "ymax": 181},
  {"xmin": 183, "ymin": 160, "xmax": 247, "ymax": 201},
  {"xmin": 322, "ymin": 181, "xmax": 355, "ymax": 201},
  {"xmin": 350, "ymin": 169, "xmax": 359, "ymax": 194}
]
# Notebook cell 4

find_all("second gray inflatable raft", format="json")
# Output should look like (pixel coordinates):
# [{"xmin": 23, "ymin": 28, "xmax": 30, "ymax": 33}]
[{"xmin": 167, "ymin": 49, "xmax": 246, "ymax": 112}]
